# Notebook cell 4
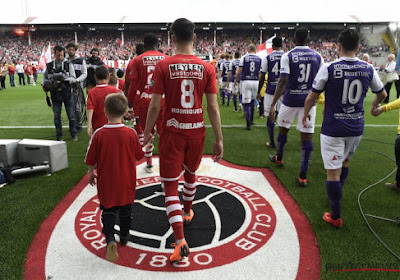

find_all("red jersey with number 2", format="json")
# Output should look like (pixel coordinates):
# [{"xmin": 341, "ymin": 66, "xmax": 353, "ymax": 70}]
[{"xmin": 151, "ymin": 54, "xmax": 217, "ymax": 139}]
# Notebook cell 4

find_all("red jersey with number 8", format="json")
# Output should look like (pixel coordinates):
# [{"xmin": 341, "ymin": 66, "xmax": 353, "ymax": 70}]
[{"xmin": 151, "ymin": 54, "xmax": 217, "ymax": 139}]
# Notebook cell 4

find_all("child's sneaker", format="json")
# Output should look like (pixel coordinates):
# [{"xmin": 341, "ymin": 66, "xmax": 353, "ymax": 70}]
[
  {"xmin": 183, "ymin": 209, "xmax": 194, "ymax": 226},
  {"xmin": 145, "ymin": 164, "xmax": 153, "ymax": 173},
  {"xmin": 106, "ymin": 241, "xmax": 119, "ymax": 262},
  {"xmin": 170, "ymin": 239, "xmax": 190, "ymax": 262},
  {"xmin": 322, "ymin": 212, "xmax": 343, "ymax": 228}
]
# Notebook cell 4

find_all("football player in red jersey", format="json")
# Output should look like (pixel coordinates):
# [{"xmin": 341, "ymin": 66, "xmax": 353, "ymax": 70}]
[
  {"xmin": 131, "ymin": 34, "xmax": 167, "ymax": 173},
  {"xmin": 143, "ymin": 18, "xmax": 223, "ymax": 262},
  {"xmin": 125, "ymin": 44, "xmax": 145, "ymax": 144}
]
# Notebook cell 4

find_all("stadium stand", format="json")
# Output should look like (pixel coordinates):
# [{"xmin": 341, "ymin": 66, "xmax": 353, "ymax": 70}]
[{"xmin": 0, "ymin": 24, "xmax": 392, "ymax": 68}]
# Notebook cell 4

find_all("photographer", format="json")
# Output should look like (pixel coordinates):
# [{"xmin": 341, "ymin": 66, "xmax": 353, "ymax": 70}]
[
  {"xmin": 66, "ymin": 43, "xmax": 87, "ymax": 132},
  {"xmin": 42, "ymin": 45, "xmax": 78, "ymax": 141}
]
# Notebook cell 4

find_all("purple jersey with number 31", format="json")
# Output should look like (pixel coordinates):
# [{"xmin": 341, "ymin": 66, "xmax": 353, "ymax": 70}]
[
  {"xmin": 280, "ymin": 46, "xmax": 323, "ymax": 107},
  {"xmin": 312, "ymin": 57, "xmax": 384, "ymax": 137}
]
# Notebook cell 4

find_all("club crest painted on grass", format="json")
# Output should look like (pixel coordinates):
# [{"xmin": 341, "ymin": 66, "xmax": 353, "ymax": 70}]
[{"xmin": 24, "ymin": 157, "xmax": 320, "ymax": 280}]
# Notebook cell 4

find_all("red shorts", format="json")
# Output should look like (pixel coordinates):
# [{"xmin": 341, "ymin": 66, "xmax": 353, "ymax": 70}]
[{"xmin": 159, "ymin": 131, "xmax": 205, "ymax": 181}]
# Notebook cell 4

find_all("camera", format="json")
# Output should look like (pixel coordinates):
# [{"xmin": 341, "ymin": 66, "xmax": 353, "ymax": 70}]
[{"xmin": 42, "ymin": 73, "xmax": 66, "ymax": 92}]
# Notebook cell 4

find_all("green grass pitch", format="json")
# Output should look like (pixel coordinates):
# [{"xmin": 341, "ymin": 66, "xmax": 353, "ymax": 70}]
[{"xmin": 0, "ymin": 74, "xmax": 400, "ymax": 279}]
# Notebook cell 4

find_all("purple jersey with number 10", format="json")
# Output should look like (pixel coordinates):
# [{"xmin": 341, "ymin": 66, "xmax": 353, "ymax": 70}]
[
  {"xmin": 260, "ymin": 50, "xmax": 284, "ymax": 95},
  {"xmin": 312, "ymin": 57, "xmax": 384, "ymax": 137},
  {"xmin": 239, "ymin": 54, "xmax": 262, "ymax": 81},
  {"xmin": 280, "ymin": 46, "xmax": 323, "ymax": 107}
]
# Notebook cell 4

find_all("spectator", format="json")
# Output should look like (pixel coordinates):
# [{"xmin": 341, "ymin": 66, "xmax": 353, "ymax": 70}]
[
  {"xmin": 0, "ymin": 63, "xmax": 6, "ymax": 90},
  {"xmin": 15, "ymin": 61, "xmax": 25, "ymax": 86},
  {"xmin": 7, "ymin": 63, "xmax": 15, "ymax": 87}
]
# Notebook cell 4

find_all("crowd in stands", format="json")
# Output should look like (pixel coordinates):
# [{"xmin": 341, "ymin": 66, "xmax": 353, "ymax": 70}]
[{"xmin": 0, "ymin": 28, "xmax": 386, "ymax": 69}]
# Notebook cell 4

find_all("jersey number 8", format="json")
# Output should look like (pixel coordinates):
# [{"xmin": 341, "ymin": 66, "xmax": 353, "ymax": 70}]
[{"xmin": 181, "ymin": 79, "xmax": 195, "ymax": 108}]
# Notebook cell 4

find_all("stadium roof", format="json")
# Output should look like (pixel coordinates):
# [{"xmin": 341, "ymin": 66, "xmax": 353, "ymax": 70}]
[{"xmin": 1, "ymin": 0, "xmax": 399, "ymax": 25}]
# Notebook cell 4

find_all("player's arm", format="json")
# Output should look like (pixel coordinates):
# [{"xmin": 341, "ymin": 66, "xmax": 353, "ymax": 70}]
[
  {"xmin": 86, "ymin": 91, "xmax": 94, "ymax": 137},
  {"xmin": 143, "ymin": 94, "xmax": 162, "ymax": 145},
  {"xmin": 302, "ymin": 64, "xmax": 328, "ymax": 126},
  {"xmin": 268, "ymin": 75, "xmax": 288, "ymax": 123},
  {"xmin": 227, "ymin": 71, "xmax": 232, "ymax": 84},
  {"xmin": 234, "ymin": 67, "xmax": 242, "ymax": 86},
  {"xmin": 217, "ymin": 69, "xmax": 223, "ymax": 81},
  {"xmin": 86, "ymin": 109, "xmax": 94, "ymax": 137},
  {"xmin": 370, "ymin": 67, "xmax": 388, "ymax": 116},
  {"xmin": 371, "ymin": 90, "xmax": 388, "ymax": 116},
  {"xmin": 302, "ymin": 91, "xmax": 320, "ymax": 127},
  {"xmin": 206, "ymin": 93, "xmax": 223, "ymax": 162}
]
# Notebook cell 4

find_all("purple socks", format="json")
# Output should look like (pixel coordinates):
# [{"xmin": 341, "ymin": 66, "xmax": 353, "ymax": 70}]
[
  {"xmin": 326, "ymin": 181, "xmax": 342, "ymax": 220},
  {"xmin": 300, "ymin": 141, "xmax": 313, "ymax": 174}
]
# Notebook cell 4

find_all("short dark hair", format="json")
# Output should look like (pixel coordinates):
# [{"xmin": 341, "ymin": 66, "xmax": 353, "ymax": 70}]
[
  {"xmin": 171, "ymin": 18, "xmax": 195, "ymax": 43},
  {"xmin": 234, "ymin": 51, "xmax": 240, "ymax": 59},
  {"xmin": 54, "ymin": 45, "xmax": 65, "ymax": 54},
  {"xmin": 144, "ymin": 33, "xmax": 159, "ymax": 49},
  {"xmin": 117, "ymin": 69, "xmax": 124, "ymax": 78},
  {"xmin": 249, "ymin": 44, "xmax": 256, "ymax": 52},
  {"xmin": 135, "ymin": 44, "xmax": 145, "ymax": 56},
  {"xmin": 90, "ymin": 48, "xmax": 100, "ymax": 54},
  {"xmin": 220, "ymin": 54, "xmax": 225, "ymax": 59},
  {"xmin": 272, "ymin": 37, "xmax": 283, "ymax": 48},
  {"xmin": 95, "ymin": 65, "xmax": 109, "ymax": 80},
  {"xmin": 66, "ymin": 43, "xmax": 78, "ymax": 50},
  {"xmin": 295, "ymin": 28, "xmax": 309, "ymax": 45},
  {"xmin": 105, "ymin": 93, "xmax": 128, "ymax": 118},
  {"xmin": 338, "ymin": 29, "xmax": 359, "ymax": 52}
]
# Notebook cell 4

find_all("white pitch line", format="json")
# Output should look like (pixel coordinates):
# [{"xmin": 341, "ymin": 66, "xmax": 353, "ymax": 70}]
[{"xmin": 0, "ymin": 124, "xmax": 397, "ymax": 129}]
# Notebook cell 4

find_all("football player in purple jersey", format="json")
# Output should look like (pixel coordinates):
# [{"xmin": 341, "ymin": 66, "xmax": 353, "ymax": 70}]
[
  {"xmin": 302, "ymin": 29, "xmax": 387, "ymax": 228},
  {"xmin": 234, "ymin": 44, "xmax": 262, "ymax": 130},
  {"xmin": 258, "ymin": 37, "xmax": 284, "ymax": 148},
  {"xmin": 269, "ymin": 28, "xmax": 324, "ymax": 187},
  {"xmin": 219, "ymin": 54, "xmax": 231, "ymax": 106},
  {"xmin": 227, "ymin": 51, "xmax": 241, "ymax": 112},
  {"xmin": 216, "ymin": 54, "xmax": 226, "ymax": 104}
]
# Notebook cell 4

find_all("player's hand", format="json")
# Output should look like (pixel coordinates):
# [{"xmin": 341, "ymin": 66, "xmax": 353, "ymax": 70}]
[
  {"xmin": 143, "ymin": 132, "xmax": 153, "ymax": 146},
  {"xmin": 257, "ymin": 93, "xmax": 261, "ymax": 101},
  {"xmin": 302, "ymin": 114, "xmax": 311, "ymax": 128},
  {"xmin": 371, "ymin": 106, "xmax": 384, "ymax": 116},
  {"xmin": 88, "ymin": 171, "xmax": 97, "ymax": 186},
  {"xmin": 212, "ymin": 140, "xmax": 223, "ymax": 162},
  {"xmin": 269, "ymin": 106, "xmax": 276, "ymax": 123},
  {"xmin": 87, "ymin": 127, "xmax": 93, "ymax": 138}
]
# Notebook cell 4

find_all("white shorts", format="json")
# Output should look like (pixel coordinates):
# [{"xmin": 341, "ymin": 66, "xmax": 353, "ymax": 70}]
[
  {"xmin": 229, "ymin": 82, "xmax": 237, "ymax": 94},
  {"xmin": 320, "ymin": 134, "xmax": 362, "ymax": 170},
  {"xmin": 263, "ymin": 94, "xmax": 283, "ymax": 116},
  {"xmin": 218, "ymin": 78, "xmax": 223, "ymax": 88},
  {"xmin": 222, "ymin": 81, "xmax": 230, "ymax": 91},
  {"xmin": 240, "ymin": 80, "xmax": 258, "ymax": 104},
  {"xmin": 278, "ymin": 104, "xmax": 316, "ymax": 133}
]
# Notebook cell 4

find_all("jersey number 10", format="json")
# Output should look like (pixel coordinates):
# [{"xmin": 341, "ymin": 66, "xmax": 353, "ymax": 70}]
[{"xmin": 342, "ymin": 79, "xmax": 362, "ymax": 105}]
